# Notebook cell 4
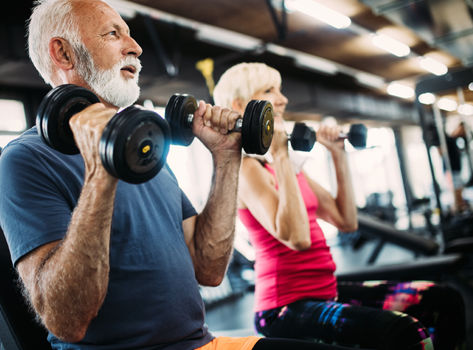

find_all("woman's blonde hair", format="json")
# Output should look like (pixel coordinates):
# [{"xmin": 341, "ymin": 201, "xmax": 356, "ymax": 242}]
[{"xmin": 213, "ymin": 62, "xmax": 281, "ymax": 108}]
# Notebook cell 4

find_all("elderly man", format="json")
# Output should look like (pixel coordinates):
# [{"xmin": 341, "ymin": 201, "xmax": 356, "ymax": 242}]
[{"xmin": 0, "ymin": 1, "xmax": 362, "ymax": 349}]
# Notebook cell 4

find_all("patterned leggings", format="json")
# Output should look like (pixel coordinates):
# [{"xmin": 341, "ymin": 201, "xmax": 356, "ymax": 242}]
[{"xmin": 254, "ymin": 281, "xmax": 465, "ymax": 350}]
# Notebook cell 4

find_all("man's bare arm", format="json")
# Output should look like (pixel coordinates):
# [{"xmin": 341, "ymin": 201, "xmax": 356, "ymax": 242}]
[
  {"xmin": 185, "ymin": 151, "xmax": 241, "ymax": 286},
  {"xmin": 17, "ymin": 104, "xmax": 119, "ymax": 342},
  {"xmin": 182, "ymin": 102, "xmax": 242, "ymax": 286},
  {"xmin": 17, "ymin": 176, "xmax": 117, "ymax": 342}
]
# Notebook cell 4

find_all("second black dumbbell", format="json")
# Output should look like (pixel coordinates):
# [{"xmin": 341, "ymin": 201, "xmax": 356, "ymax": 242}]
[
  {"xmin": 164, "ymin": 94, "xmax": 274, "ymax": 155},
  {"xmin": 36, "ymin": 84, "xmax": 170, "ymax": 184},
  {"xmin": 290, "ymin": 122, "xmax": 367, "ymax": 152}
]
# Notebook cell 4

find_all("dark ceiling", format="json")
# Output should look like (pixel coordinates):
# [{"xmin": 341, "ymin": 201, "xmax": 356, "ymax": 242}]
[{"xmin": 1, "ymin": 0, "xmax": 472, "ymax": 126}]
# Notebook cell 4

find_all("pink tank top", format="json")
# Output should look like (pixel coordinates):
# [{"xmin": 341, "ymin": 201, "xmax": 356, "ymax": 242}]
[{"xmin": 238, "ymin": 163, "xmax": 337, "ymax": 312}]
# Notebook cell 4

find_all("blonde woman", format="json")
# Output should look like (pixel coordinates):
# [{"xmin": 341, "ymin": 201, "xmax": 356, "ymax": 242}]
[{"xmin": 214, "ymin": 62, "xmax": 465, "ymax": 350}]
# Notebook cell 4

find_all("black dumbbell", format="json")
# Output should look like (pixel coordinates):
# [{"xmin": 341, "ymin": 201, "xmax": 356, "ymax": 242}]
[
  {"xmin": 164, "ymin": 94, "xmax": 274, "ymax": 155},
  {"xmin": 36, "ymin": 84, "xmax": 171, "ymax": 184},
  {"xmin": 290, "ymin": 123, "xmax": 316, "ymax": 152},
  {"xmin": 290, "ymin": 122, "xmax": 367, "ymax": 152}
]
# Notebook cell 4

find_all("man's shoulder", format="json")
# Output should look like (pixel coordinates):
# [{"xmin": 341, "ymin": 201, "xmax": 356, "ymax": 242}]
[
  {"xmin": 2, "ymin": 126, "xmax": 45, "ymax": 155},
  {"xmin": 0, "ymin": 126, "xmax": 74, "ymax": 175}
]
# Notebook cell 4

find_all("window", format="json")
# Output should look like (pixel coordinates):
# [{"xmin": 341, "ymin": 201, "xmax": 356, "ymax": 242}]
[
  {"xmin": 150, "ymin": 104, "xmax": 213, "ymax": 212},
  {"xmin": 0, "ymin": 99, "xmax": 27, "ymax": 149}
]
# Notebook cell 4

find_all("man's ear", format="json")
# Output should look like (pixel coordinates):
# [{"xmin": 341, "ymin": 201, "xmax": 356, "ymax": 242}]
[{"xmin": 49, "ymin": 37, "xmax": 74, "ymax": 70}]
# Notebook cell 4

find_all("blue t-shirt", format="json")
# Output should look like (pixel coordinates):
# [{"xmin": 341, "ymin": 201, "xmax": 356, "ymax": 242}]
[{"xmin": 0, "ymin": 127, "xmax": 214, "ymax": 350}]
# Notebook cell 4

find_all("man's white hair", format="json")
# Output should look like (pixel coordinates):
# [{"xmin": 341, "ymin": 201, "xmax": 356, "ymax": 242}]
[
  {"xmin": 28, "ymin": 0, "xmax": 95, "ymax": 85},
  {"xmin": 213, "ymin": 62, "xmax": 282, "ymax": 109}
]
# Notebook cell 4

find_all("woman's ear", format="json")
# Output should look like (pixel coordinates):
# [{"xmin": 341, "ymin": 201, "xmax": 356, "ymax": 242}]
[
  {"xmin": 49, "ymin": 37, "xmax": 74, "ymax": 70},
  {"xmin": 231, "ymin": 98, "xmax": 245, "ymax": 114}
]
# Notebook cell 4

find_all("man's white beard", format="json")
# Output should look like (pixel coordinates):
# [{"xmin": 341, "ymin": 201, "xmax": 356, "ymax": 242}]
[{"xmin": 76, "ymin": 48, "xmax": 142, "ymax": 108}]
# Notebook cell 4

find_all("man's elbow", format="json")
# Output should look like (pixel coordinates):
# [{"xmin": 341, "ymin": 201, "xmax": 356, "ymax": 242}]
[
  {"xmin": 56, "ymin": 329, "xmax": 87, "ymax": 343},
  {"xmin": 39, "ymin": 305, "xmax": 94, "ymax": 343},
  {"xmin": 198, "ymin": 275, "xmax": 224, "ymax": 287},
  {"xmin": 44, "ymin": 318, "xmax": 88, "ymax": 343},
  {"xmin": 196, "ymin": 269, "xmax": 226, "ymax": 287}
]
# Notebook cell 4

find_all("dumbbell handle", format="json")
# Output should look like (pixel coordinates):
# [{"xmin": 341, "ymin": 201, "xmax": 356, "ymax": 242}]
[
  {"xmin": 289, "ymin": 123, "xmax": 367, "ymax": 152},
  {"xmin": 186, "ymin": 114, "xmax": 243, "ymax": 132},
  {"xmin": 313, "ymin": 126, "xmax": 367, "ymax": 145},
  {"xmin": 166, "ymin": 93, "xmax": 273, "ymax": 154},
  {"xmin": 288, "ymin": 131, "xmax": 347, "ymax": 139},
  {"xmin": 335, "ymin": 132, "xmax": 349, "ymax": 141}
]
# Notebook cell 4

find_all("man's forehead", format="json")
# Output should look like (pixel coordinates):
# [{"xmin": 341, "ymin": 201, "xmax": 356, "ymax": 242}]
[
  {"xmin": 73, "ymin": 0, "xmax": 119, "ymax": 21},
  {"xmin": 73, "ymin": 0, "xmax": 128, "ymax": 32}
]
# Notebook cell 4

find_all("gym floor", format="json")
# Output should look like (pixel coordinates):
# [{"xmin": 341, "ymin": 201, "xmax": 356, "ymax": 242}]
[
  {"xmin": 0, "ymin": 239, "xmax": 471, "ymax": 350},
  {"xmin": 204, "ymin": 239, "xmax": 473, "ymax": 349}
]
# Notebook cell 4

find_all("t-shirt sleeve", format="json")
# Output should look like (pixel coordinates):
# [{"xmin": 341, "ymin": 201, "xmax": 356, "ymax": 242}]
[
  {"xmin": 181, "ymin": 190, "xmax": 197, "ymax": 220},
  {"xmin": 0, "ymin": 143, "xmax": 72, "ymax": 266},
  {"xmin": 163, "ymin": 163, "xmax": 197, "ymax": 220}
]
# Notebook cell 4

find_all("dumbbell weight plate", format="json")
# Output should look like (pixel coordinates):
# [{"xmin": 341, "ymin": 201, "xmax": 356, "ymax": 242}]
[
  {"xmin": 99, "ymin": 106, "xmax": 171, "ymax": 184},
  {"xmin": 348, "ymin": 124, "xmax": 367, "ymax": 149},
  {"xmin": 37, "ymin": 84, "xmax": 100, "ymax": 154},
  {"xmin": 241, "ymin": 100, "xmax": 273, "ymax": 155},
  {"xmin": 290, "ymin": 123, "xmax": 316, "ymax": 152},
  {"xmin": 165, "ymin": 94, "xmax": 197, "ymax": 146}
]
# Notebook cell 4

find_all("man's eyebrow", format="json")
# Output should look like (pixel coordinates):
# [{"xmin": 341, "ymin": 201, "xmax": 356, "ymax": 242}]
[{"xmin": 104, "ymin": 23, "xmax": 130, "ymax": 35}]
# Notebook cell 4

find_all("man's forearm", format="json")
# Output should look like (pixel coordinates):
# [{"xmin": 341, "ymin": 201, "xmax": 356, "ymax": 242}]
[
  {"xmin": 31, "ymin": 177, "xmax": 117, "ymax": 341},
  {"xmin": 193, "ymin": 153, "xmax": 241, "ymax": 286}
]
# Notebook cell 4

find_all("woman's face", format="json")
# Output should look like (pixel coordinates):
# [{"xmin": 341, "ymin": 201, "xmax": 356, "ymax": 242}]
[{"xmin": 251, "ymin": 85, "xmax": 288, "ymax": 121}]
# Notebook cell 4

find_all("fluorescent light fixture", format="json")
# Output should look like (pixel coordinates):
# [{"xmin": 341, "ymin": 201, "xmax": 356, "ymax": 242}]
[
  {"xmin": 286, "ymin": 0, "xmax": 351, "ymax": 29},
  {"xmin": 196, "ymin": 26, "xmax": 262, "ymax": 51},
  {"xmin": 387, "ymin": 82, "xmax": 414, "ymax": 99},
  {"xmin": 419, "ymin": 56, "xmax": 448, "ymax": 76},
  {"xmin": 437, "ymin": 97, "xmax": 457, "ymax": 111},
  {"xmin": 458, "ymin": 103, "xmax": 473, "ymax": 115},
  {"xmin": 266, "ymin": 43, "xmax": 338, "ymax": 75},
  {"xmin": 418, "ymin": 92, "xmax": 436, "ymax": 105},
  {"xmin": 371, "ymin": 33, "xmax": 410, "ymax": 57},
  {"xmin": 355, "ymin": 72, "xmax": 385, "ymax": 89},
  {"xmin": 294, "ymin": 52, "xmax": 339, "ymax": 75},
  {"xmin": 265, "ymin": 43, "xmax": 290, "ymax": 56}
]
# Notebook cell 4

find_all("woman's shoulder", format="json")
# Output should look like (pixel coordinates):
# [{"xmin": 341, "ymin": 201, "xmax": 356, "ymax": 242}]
[{"xmin": 241, "ymin": 155, "xmax": 267, "ymax": 169}]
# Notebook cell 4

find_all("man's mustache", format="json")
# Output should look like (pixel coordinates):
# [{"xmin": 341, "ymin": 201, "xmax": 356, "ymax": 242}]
[{"xmin": 120, "ymin": 57, "xmax": 142, "ymax": 74}]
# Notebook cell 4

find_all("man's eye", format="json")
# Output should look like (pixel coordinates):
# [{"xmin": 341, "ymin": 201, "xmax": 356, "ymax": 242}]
[{"xmin": 108, "ymin": 31, "xmax": 117, "ymax": 36}]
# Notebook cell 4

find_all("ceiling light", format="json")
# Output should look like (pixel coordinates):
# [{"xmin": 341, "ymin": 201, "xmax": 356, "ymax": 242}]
[
  {"xmin": 196, "ymin": 26, "xmax": 262, "ymax": 51},
  {"xmin": 371, "ymin": 33, "xmax": 410, "ymax": 57},
  {"xmin": 458, "ymin": 104, "xmax": 473, "ymax": 115},
  {"xmin": 285, "ymin": 0, "xmax": 351, "ymax": 29},
  {"xmin": 265, "ymin": 43, "xmax": 290, "ymax": 56},
  {"xmin": 387, "ymin": 82, "xmax": 414, "ymax": 99},
  {"xmin": 437, "ymin": 97, "xmax": 457, "ymax": 112},
  {"xmin": 419, "ymin": 56, "xmax": 448, "ymax": 76},
  {"xmin": 355, "ymin": 72, "xmax": 385, "ymax": 89},
  {"xmin": 294, "ymin": 52, "xmax": 339, "ymax": 75},
  {"xmin": 468, "ymin": 82, "xmax": 473, "ymax": 91},
  {"xmin": 418, "ymin": 93, "xmax": 436, "ymax": 105},
  {"xmin": 265, "ymin": 44, "xmax": 338, "ymax": 75}
]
